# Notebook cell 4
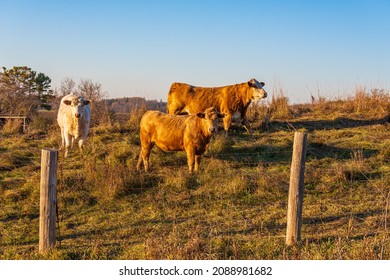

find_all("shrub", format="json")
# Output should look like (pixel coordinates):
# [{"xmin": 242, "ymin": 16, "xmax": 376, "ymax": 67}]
[
  {"xmin": 29, "ymin": 115, "xmax": 55, "ymax": 133},
  {"xmin": 1, "ymin": 118, "xmax": 22, "ymax": 134}
]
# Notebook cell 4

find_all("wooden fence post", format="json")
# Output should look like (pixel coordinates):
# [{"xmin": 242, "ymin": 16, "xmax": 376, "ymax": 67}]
[
  {"xmin": 39, "ymin": 148, "xmax": 58, "ymax": 253},
  {"xmin": 22, "ymin": 117, "xmax": 27, "ymax": 133},
  {"xmin": 286, "ymin": 132, "xmax": 307, "ymax": 246}
]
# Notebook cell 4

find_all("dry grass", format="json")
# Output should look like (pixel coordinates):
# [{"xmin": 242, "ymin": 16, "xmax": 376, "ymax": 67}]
[
  {"xmin": 269, "ymin": 86, "xmax": 290, "ymax": 119},
  {"xmin": 1, "ymin": 119, "xmax": 23, "ymax": 134},
  {"xmin": 1, "ymin": 91, "xmax": 390, "ymax": 259},
  {"xmin": 352, "ymin": 87, "xmax": 390, "ymax": 116}
]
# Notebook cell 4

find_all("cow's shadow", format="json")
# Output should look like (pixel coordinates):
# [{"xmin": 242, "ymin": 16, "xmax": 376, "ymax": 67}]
[
  {"xmin": 207, "ymin": 143, "xmax": 292, "ymax": 165},
  {"xmin": 206, "ymin": 142, "xmax": 378, "ymax": 164},
  {"xmin": 255, "ymin": 116, "xmax": 389, "ymax": 132},
  {"xmin": 306, "ymin": 142, "xmax": 378, "ymax": 161},
  {"xmin": 208, "ymin": 115, "xmax": 385, "ymax": 164}
]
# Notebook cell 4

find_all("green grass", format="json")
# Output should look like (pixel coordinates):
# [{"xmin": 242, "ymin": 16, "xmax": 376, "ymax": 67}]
[{"xmin": 1, "ymin": 96, "xmax": 390, "ymax": 260}]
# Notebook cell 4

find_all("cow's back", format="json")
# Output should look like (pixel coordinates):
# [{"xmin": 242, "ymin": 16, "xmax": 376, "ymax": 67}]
[
  {"xmin": 167, "ymin": 83, "xmax": 224, "ymax": 114},
  {"xmin": 140, "ymin": 111, "xmax": 191, "ymax": 150}
]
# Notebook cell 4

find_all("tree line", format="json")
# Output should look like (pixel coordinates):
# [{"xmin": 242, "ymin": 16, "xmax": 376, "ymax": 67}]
[
  {"xmin": 0, "ymin": 66, "xmax": 166, "ymax": 126},
  {"xmin": 0, "ymin": 66, "xmax": 53, "ymax": 115},
  {"xmin": 106, "ymin": 97, "xmax": 166, "ymax": 113}
]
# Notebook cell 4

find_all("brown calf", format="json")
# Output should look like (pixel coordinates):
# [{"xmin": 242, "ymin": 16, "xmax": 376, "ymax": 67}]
[{"xmin": 137, "ymin": 107, "xmax": 224, "ymax": 173}]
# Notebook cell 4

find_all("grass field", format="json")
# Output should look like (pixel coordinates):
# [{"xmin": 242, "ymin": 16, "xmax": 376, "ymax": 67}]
[{"xmin": 1, "ymin": 91, "xmax": 389, "ymax": 259}]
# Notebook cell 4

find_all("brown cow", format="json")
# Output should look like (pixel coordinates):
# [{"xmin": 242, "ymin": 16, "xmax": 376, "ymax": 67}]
[
  {"xmin": 137, "ymin": 107, "xmax": 224, "ymax": 173},
  {"xmin": 167, "ymin": 78, "xmax": 267, "ymax": 134}
]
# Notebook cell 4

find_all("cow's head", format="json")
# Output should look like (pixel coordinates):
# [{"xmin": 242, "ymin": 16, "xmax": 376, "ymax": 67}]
[
  {"xmin": 248, "ymin": 78, "xmax": 267, "ymax": 100},
  {"xmin": 63, "ymin": 96, "xmax": 90, "ymax": 119},
  {"xmin": 197, "ymin": 107, "xmax": 225, "ymax": 134}
]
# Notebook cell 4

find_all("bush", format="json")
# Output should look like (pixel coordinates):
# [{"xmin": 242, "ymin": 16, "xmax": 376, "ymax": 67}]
[
  {"xmin": 29, "ymin": 115, "xmax": 55, "ymax": 133},
  {"xmin": 352, "ymin": 87, "xmax": 390, "ymax": 117},
  {"xmin": 1, "ymin": 118, "xmax": 23, "ymax": 134}
]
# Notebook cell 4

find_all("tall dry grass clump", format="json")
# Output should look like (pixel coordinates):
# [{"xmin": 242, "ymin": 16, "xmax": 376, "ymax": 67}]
[
  {"xmin": 29, "ymin": 114, "xmax": 56, "ymax": 134},
  {"xmin": 268, "ymin": 85, "xmax": 290, "ymax": 119},
  {"xmin": 302, "ymin": 86, "xmax": 390, "ymax": 120},
  {"xmin": 246, "ymin": 83, "xmax": 291, "ymax": 131},
  {"xmin": 351, "ymin": 86, "xmax": 390, "ymax": 117},
  {"xmin": 1, "ymin": 119, "xmax": 22, "ymax": 134},
  {"xmin": 245, "ymin": 101, "xmax": 269, "ymax": 131}
]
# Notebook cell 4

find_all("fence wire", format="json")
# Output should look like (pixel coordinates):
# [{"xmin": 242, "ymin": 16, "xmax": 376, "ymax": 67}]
[{"xmin": 135, "ymin": 149, "xmax": 389, "ymax": 184}]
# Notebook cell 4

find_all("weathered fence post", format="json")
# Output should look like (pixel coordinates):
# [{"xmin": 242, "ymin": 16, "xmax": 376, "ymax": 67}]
[
  {"xmin": 286, "ymin": 132, "xmax": 307, "ymax": 246},
  {"xmin": 39, "ymin": 148, "xmax": 58, "ymax": 253},
  {"xmin": 22, "ymin": 117, "xmax": 27, "ymax": 133}
]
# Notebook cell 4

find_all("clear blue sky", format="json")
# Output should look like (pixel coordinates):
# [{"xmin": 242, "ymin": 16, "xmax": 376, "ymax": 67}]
[{"xmin": 1, "ymin": 0, "xmax": 389, "ymax": 103}]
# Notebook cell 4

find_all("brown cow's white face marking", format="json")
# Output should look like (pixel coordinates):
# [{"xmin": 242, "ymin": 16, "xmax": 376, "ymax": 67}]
[
  {"xmin": 248, "ymin": 79, "xmax": 267, "ymax": 100},
  {"xmin": 197, "ymin": 107, "xmax": 224, "ymax": 133},
  {"xmin": 64, "ymin": 97, "xmax": 90, "ymax": 119}
]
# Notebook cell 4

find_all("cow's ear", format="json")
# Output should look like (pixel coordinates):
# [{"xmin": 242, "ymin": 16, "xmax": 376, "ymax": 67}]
[
  {"xmin": 260, "ymin": 82, "xmax": 265, "ymax": 87},
  {"xmin": 248, "ymin": 80, "xmax": 255, "ymax": 87},
  {"xmin": 63, "ymin": 100, "xmax": 72, "ymax": 106},
  {"xmin": 196, "ymin": 112, "xmax": 205, "ymax": 118},
  {"xmin": 218, "ymin": 113, "xmax": 225, "ymax": 118},
  {"xmin": 83, "ymin": 100, "xmax": 90, "ymax": 105}
]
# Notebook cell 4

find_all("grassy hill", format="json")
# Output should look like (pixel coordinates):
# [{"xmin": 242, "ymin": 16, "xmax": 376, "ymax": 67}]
[{"xmin": 1, "ymin": 91, "xmax": 389, "ymax": 259}]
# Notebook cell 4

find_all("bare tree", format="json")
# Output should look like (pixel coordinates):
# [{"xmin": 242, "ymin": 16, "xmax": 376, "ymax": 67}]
[
  {"xmin": 78, "ymin": 79, "xmax": 106, "ymax": 103},
  {"xmin": 55, "ymin": 77, "xmax": 112, "ymax": 126},
  {"xmin": 59, "ymin": 77, "xmax": 76, "ymax": 97},
  {"xmin": 77, "ymin": 79, "xmax": 112, "ymax": 125}
]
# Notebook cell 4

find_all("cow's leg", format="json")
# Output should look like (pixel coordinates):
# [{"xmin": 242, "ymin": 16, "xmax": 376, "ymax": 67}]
[
  {"xmin": 138, "ymin": 142, "xmax": 154, "ymax": 172},
  {"xmin": 138, "ymin": 133, "xmax": 148, "ymax": 172},
  {"xmin": 223, "ymin": 114, "xmax": 232, "ymax": 135},
  {"xmin": 142, "ymin": 145, "xmax": 153, "ymax": 172},
  {"xmin": 78, "ymin": 138, "xmax": 85, "ymax": 154},
  {"xmin": 70, "ymin": 136, "xmax": 74, "ymax": 149},
  {"xmin": 136, "ymin": 149, "xmax": 144, "ymax": 171},
  {"xmin": 59, "ymin": 127, "xmax": 65, "ymax": 150},
  {"xmin": 64, "ymin": 133, "xmax": 72, "ymax": 158},
  {"xmin": 185, "ymin": 147, "xmax": 196, "ymax": 173},
  {"xmin": 194, "ymin": 155, "xmax": 201, "ymax": 172},
  {"xmin": 242, "ymin": 117, "xmax": 253, "ymax": 134},
  {"xmin": 78, "ymin": 127, "xmax": 90, "ymax": 154}
]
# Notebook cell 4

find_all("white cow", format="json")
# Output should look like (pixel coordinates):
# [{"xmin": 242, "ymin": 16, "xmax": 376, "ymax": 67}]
[{"xmin": 57, "ymin": 94, "xmax": 91, "ymax": 157}]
